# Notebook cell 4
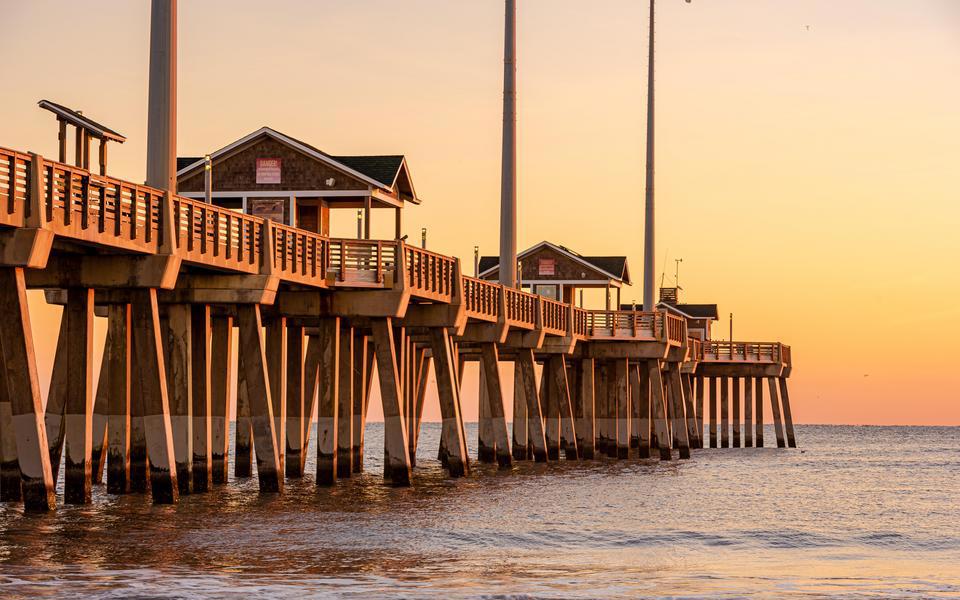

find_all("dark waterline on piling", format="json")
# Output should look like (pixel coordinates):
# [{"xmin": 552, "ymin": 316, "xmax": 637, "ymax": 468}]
[{"xmin": 1, "ymin": 424, "xmax": 958, "ymax": 599}]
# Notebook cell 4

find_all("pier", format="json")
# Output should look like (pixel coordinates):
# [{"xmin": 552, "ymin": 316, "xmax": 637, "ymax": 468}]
[{"xmin": 0, "ymin": 142, "xmax": 794, "ymax": 512}]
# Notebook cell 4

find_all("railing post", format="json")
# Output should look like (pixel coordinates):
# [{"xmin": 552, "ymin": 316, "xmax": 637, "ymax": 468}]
[{"xmin": 26, "ymin": 153, "xmax": 44, "ymax": 228}]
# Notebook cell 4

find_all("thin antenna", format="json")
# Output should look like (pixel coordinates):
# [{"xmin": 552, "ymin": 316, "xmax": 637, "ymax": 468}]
[{"xmin": 674, "ymin": 258, "xmax": 683, "ymax": 288}]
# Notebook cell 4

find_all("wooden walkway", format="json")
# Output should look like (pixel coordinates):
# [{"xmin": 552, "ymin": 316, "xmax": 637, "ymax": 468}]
[{"xmin": 0, "ymin": 147, "xmax": 795, "ymax": 512}]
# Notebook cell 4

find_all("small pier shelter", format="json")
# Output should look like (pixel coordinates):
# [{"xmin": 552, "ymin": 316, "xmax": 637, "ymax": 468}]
[
  {"xmin": 626, "ymin": 287, "xmax": 719, "ymax": 340},
  {"xmin": 176, "ymin": 127, "xmax": 419, "ymax": 236}
]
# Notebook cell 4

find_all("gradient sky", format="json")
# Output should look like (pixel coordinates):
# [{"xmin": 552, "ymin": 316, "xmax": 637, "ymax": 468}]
[{"xmin": 2, "ymin": 0, "xmax": 958, "ymax": 425}]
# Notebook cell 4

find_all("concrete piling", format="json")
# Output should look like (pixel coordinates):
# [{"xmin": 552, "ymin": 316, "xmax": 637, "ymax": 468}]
[
  {"xmin": 209, "ymin": 316, "xmax": 232, "ymax": 484},
  {"xmin": 370, "ymin": 319, "xmax": 412, "ymax": 485},
  {"xmin": 336, "ymin": 325, "xmax": 354, "ymax": 478},
  {"xmin": 190, "ymin": 305, "xmax": 212, "ymax": 492},
  {"xmin": 284, "ymin": 326, "xmax": 305, "ymax": 478},
  {"xmin": 732, "ymin": 376, "xmax": 741, "ymax": 448},
  {"xmin": 316, "ymin": 318, "xmax": 340, "ymax": 485},
  {"xmin": 63, "ymin": 288, "xmax": 94, "ymax": 504}
]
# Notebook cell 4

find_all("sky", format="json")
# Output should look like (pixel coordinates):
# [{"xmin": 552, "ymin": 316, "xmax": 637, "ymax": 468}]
[{"xmin": 2, "ymin": 0, "xmax": 959, "ymax": 425}]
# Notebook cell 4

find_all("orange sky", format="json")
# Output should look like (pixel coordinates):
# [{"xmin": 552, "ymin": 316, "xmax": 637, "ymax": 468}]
[{"xmin": 3, "ymin": 0, "xmax": 958, "ymax": 425}]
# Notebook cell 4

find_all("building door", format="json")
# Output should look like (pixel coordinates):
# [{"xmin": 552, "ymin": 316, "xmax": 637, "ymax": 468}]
[{"xmin": 297, "ymin": 204, "xmax": 320, "ymax": 233}]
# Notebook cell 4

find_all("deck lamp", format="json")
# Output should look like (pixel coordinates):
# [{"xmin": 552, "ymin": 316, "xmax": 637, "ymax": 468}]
[{"xmin": 357, "ymin": 210, "xmax": 363, "ymax": 239}]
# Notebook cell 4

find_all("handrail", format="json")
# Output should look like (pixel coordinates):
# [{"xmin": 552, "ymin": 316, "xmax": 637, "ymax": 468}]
[
  {"xmin": 540, "ymin": 297, "xmax": 569, "ymax": 336},
  {"xmin": 327, "ymin": 238, "xmax": 396, "ymax": 286},
  {"xmin": 702, "ymin": 341, "xmax": 786, "ymax": 363},
  {"xmin": 462, "ymin": 276, "xmax": 500, "ymax": 321},
  {"xmin": 504, "ymin": 287, "xmax": 537, "ymax": 328},
  {"xmin": 270, "ymin": 221, "xmax": 326, "ymax": 284},
  {"xmin": 573, "ymin": 307, "xmax": 588, "ymax": 339},
  {"xmin": 175, "ymin": 195, "xmax": 263, "ymax": 273},
  {"xmin": 404, "ymin": 245, "xmax": 456, "ymax": 302}
]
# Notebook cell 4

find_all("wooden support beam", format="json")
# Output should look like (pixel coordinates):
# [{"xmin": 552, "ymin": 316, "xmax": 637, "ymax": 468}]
[
  {"xmin": 63, "ymin": 288, "xmax": 94, "ymax": 504},
  {"xmin": 234, "ymin": 347, "xmax": 252, "ymax": 478},
  {"xmin": 266, "ymin": 318, "xmax": 287, "ymax": 477},
  {"xmin": 556, "ymin": 358, "xmax": 578, "ymax": 460},
  {"xmin": 129, "ymin": 289, "xmax": 178, "ymax": 504},
  {"xmin": 337, "ymin": 325, "xmax": 354, "ymax": 478},
  {"xmin": 285, "ymin": 326, "xmax": 306, "ymax": 478},
  {"xmin": 767, "ymin": 377, "xmax": 786, "ymax": 449},
  {"xmin": 478, "ymin": 362, "xmax": 495, "ymax": 463},
  {"xmin": 511, "ymin": 362, "xmax": 528, "ymax": 460},
  {"xmin": 709, "ymin": 377, "xmax": 718, "ymax": 448},
  {"xmin": 162, "ymin": 304, "xmax": 193, "ymax": 495},
  {"xmin": 302, "ymin": 334, "xmax": 321, "ymax": 462},
  {"xmin": 574, "ymin": 358, "xmax": 595, "ymax": 460},
  {"xmin": 106, "ymin": 304, "xmax": 131, "ymax": 494},
  {"xmin": 720, "ymin": 376, "xmax": 730, "ymax": 448},
  {"xmin": 665, "ymin": 366, "xmax": 691, "ymax": 459},
  {"xmin": 0, "ymin": 348, "xmax": 22, "ymax": 502},
  {"xmin": 542, "ymin": 357, "xmax": 561, "ymax": 461},
  {"xmin": 614, "ymin": 359, "xmax": 629, "ymax": 459},
  {"xmin": 99, "ymin": 139, "xmax": 108, "ymax": 176},
  {"xmin": 479, "ymin": 343, "xmax": 512, "ymax": 468},
  {"xmin": 412, "ymin": 350, "xmax": 429, "ymax": 457},
  {"xmin": 210, "ymin": 316, "xmax": 233, "ymax": 483},
  {"xmin": 629, "ymin": 364, "xmax": 641, "ymax": 450},
  {"xmin": 682, "ymin": 373, "xmax": 700, "ymax": 450},
  {"xmin": 743, "ymin": 376, "xmax": 754, "ymax": 448},
  {"xmin": 636, "ymin": 363, "xmax": 651, "ymax": 458},
  {"xmin": 516, "ymin": 348, "xmax": 548, "ymax": 462},
  {"xmin": 430, "ymin": 328, "xmax": 470, "ymax": 477},
  {"xmin": 44, "ymin": 317, "xmax": 68, "ymax": 486},
  {"xmin": 695, "ymin": 375, "xmax": 705, "ymax": 449},
  {"xmin": 755, "ymin": 377, "xmax": 764, "ymax": 447},
  {"xmin": 315, "ymin": 318, "xmax": 340, "ymax": 485},
  {"xmin": 370, "ymin": 318, "xmax": 412, "ymax": 485},
  {"xmin": 191, "ymin": 305, "xmax": 212, "ymax": 492},
  {"xmin": 594, "ymin": 362, "xmax": 610, "ymax": 457},
  {"xmin": 779, "ymin": 378, "xmax": 797, "ymax": 448},
  {"xmin": 58, "ymin": 119, "xmax": 67, "ymax": 162},
  {"xmin": 91, "ymin": 349, "xmax": 109, "ymax": 486},
  {"xmin": 648, "ymin": 361, "xmax": 672, "ymax": 461},
  {"xmin": 236, "ymin": 305, "xmax": 282, "ymax": 492},
  {"xmin": 352, "ymin": 334, "xmax": 370, "ymax": 473},
  {"xmin": 732, "ymin": 376, "xmax": 741, "ymax": 448},
  {"xmin": 129, "ymin": 346, "xmax": 148, "ymax": 493}
]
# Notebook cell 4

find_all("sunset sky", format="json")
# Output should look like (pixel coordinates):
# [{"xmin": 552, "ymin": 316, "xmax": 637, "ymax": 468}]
[{"xmin": 2, "ymin": 0, "xmax": 958, "ymax": 425}]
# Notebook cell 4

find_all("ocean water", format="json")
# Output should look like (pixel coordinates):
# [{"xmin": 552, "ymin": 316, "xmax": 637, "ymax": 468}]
[{"xmin": 0, "ymin": 424, "xmax": 958, "ymax": 599}]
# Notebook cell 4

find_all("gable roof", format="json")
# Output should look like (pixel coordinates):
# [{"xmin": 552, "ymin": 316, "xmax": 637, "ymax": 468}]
[
  {"xmin": 176, "ymin": 126, "xmax": 418, "ymax": 202},
  {"xmin": 625, "ymin": 302, "xmax": 719, "ymax": 320},
  {"xmin": 38, "ymin": 99, "xmax": 126, "ymax": 143},
  {"xmin": 479, "ymin": 241, "xmax": 631, "ymax": 284}
]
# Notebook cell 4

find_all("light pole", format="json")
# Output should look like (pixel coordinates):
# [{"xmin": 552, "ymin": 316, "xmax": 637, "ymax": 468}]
[
  {"xmin": 146, "ymin": 0, "xmax": 177, "ymax": 192},
  {"xmin": 643, "ymin": 0, "xmax": 690, "ymax": 312},
  {"xmin": 499, "ymin": 0, "xmax": 518, "ymax": 287},
  {"xmin": 473, "ymin": 246, "xmax": 479, "ymax": 277}
]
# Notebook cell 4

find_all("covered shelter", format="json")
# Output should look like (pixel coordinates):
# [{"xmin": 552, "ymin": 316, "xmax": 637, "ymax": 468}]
[
  {"xmin": 176, "ymin": 127, "xmax": 419, "ymax": 236},
  {"xmin": 38, "ymin": 99, "xmax": 127, "ymax": 175},
  {"xmin": 479, "ymin": 241, "xmax": 630, "ymax": 309},
  {"xmin": 625, "ymin": 286, "xmax": 719, "ymax": 340}
]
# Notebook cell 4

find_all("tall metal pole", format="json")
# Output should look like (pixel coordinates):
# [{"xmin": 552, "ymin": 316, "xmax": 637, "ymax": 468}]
[
  {"xmin": 498, "ymin": 0, "xmax": 518, "ymax": 287},
  {"xmin": 642, "ymin": 0, "xmax": 656, "ymax": 312},
  {"xmin": 146, "ymin": 0, "xmax": 177, "ymax": 192}
]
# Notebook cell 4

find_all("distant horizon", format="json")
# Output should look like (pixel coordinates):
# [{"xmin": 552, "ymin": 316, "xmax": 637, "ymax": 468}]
[{"xmin": 3, "ymin": 0, "xmax": 958, "ymax": 426}]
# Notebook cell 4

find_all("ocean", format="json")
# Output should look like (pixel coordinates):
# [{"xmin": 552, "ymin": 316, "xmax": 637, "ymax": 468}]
[{"xmin": 1, "ymin": 424, "xmax": 958, "ymax": 599}]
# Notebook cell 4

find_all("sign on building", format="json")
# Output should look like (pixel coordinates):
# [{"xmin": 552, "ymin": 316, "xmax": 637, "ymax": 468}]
[
  {"xmin": 248, "ymin": 198, "xmax": 286, "ymax": 223},
  {"xmin": 538, "ymin": 258, "xmax": 556, "ymax": 276},
  {"xmin": 256, "ymin": 158, "xmax": 282, "ymax": 184}
]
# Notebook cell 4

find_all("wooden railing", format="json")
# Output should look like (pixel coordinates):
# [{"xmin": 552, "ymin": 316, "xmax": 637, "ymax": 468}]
[
  {"xmin": 585, "ymin": 310, "xmax": 658, "ymax": 340},
  {"xmin": 404, "ymin": 245, "xmax": 456, "ymax": 302},
  {"xmin": 270, "ymin": 222, "xmax": 326, "ymax": 285},
  {"xmin": 702, "ymin": 341, "xmax": 785, "ymax": 363},
  {"xmin": 504, "ymin": 288, "xmax": 537, "ymax": 329},
  {"xmin": 686, "ymin": 337, "xmax": 703, "ymax": 362},
  {"xmin": 327, "ymin": 239, "xmax": 395, "ymax": 287},
  {"xmin": 462, "ymin": 276, "xmax": 500, "ymax": 322},
  {"xmin": 175, "ymin": 196, "xmax": 262, "ymax": 273},
  {"xmin": 665, "ymin": 313, "xmax": 686, "ymax": 344},
  {"xmin": 573, "ymin": 307, "xmax": 588, "ymax": 339},
  {"xmin": 0, "ymin": 148, "xmax": 29, "ymax": 228},
  {"xmin": 540, "ymin": 298, "xmax": 569, "ymax": 336}
]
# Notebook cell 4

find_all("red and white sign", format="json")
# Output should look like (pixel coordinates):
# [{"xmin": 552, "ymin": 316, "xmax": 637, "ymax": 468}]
[
  {"xmin": 256, "ymin": 158, "xmax": 281, "ymax": 184},
  {"xmin": 538, "ymin": 258, "xmax": 556, "ymax": 276}
]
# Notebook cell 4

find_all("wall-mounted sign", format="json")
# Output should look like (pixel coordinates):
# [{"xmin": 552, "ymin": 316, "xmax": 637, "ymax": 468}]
[
  {"xmin": 538, "ymin": 258, "xmax": 556, "ymax": 276},
  {"xmin": 248, "ymin": 198, "xmax": 286, "ymax": 223},
  {"xmin": 256, "ymin": 158, "xmax": 281, "ymax": 184}
]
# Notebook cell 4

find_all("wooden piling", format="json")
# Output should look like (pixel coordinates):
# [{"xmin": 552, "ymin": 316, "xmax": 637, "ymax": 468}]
[
  {"xmin": 511, "ymin": 362, "xmax": 528, "ymax": 460},
  {"xmin": 64, "ymin": 288, "xmax": 94, "ymax": 504},
  {"xmin": 430, "ymin": 328, "xmax": 470, "ymax": 477},
  {"xmin": 337, "ymin": 325, "xmax": 354, "ymax": 478},
  {"xmin": 779, "ymin": 378, "xmax": 797, "ymax": 448},
  {"xmin": 636, "ymin": 363, "xmax": 651, "ymax": 458},
  {"xmin": 370, "ymin": 319, "xmax": 412, "ymax": 485},
  {"xmin": 516, "ymin": 349, "xmax": 548, "ymax": 462},
  {"xmin": 0, "ymin": 355, "xmax": 22, "ymax": 502},
  {"xmin": 542, "ymin": 357, "xmax": 561, "ymax": 461},
  {"xmin": 236, "ymin": 304, "xmax": 282, "ymax": 493},
  {"xmin": 477, "ymin": 366, "xmax": 495, "ymax": 463},
  {"xmin": 695, "ymin": 375, "xmax": 705, "ymax": 449},
  {"xmin": 91, "ymin": 351, "xmax": 109, "ymax": 485},
  {"xmin": 265, "ymin": 318, "xmax": 287, "ymax": 477},
  {"xmin": 190, "ymin": 305, "xmax": 212, "ymax": 492},
  {"xmin": 129, "ymin": 346, "xmax": 148, "ymax": 493},
  {"xmin": 732, "ymin": 376, "xmax": 741, "ymax": 448},
  {"xmin": 44, "ymin": 317, "xmax": 68, "ymax": 485},
  {"xmin": 708, "ymin": 376, "xmax": 718, "ymax": 448},
  {"xmin": 209, "ymin": 316, "xmax": 232, "ymax": 484},
  {"xmin": 743, "ymin": 376, "xmax": 753, "ymax": 448},
  {"xmin": 129, "ymin": 289, "xmax": 178, "ymax": 504},
  {"xmin": 479, "ymin": 343, "xmax": 512, "ymax": 468},
  {"xmin": 351, "ymin": 335, "xmax": 370, "ymax": 473},
  {"xmin": 665, "ymin": 366, "xmax": 691, "ymax": 459},
  {"xmin": 413, "ymin": 350, "xmax": 430, "ymax": 463},
  {"xmin": 613, "ymin": 359, "xmax": 629, "ymax": 459},
  {"xmin": 682, "ymin": 373, "xmax": 700, "ymax": 449},
  {"xmin": 162, "ymin": 303, "xmax": 193, "ymax": 495},
  {"xmin": 595, "ymin": 362, "xmax": 612, "ymax": 457},
  {"xmin": 302, "ymin": 334, "xmax": 321, "ymax": 464},
  {"xmin": 315, "ymin": 318, "xmax": 340, "ymax": 485},
  {"xmin": 555, "ymin": 358, "xmax": 578, "ymax": 460},
  {"xmin": 755, "ymin": 377, "xmax": 764, "ymax": 447},
  {"xmin": 648, "ymin": 362, "xmax": 672, "ymax": 461},
  {"xmin": 767, "ymin": 377, "xmax": 786, "ymax": 449},
  {"xmin": 284, "ymin": 326, "xmax": 305, "ymax": 478},
  {"xmin": 573, "ymin": 358, "xmax": 595, "ymax": 460},
  {"xmin": 720, "ymin": 376, "xmax": 729, "ymax": 448},
  {"xmin": 234, "ymin": 347, "xmax": 253, "ymax": 478}
]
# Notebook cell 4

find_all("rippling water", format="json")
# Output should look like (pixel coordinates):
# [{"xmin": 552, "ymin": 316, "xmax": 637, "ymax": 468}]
[{"xmin": 1, "ymin": 425, "xmax": 958, "ymax": 599}]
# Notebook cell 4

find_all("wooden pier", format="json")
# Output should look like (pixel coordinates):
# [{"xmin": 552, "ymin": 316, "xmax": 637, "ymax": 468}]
[{"xmin": 0, "ymin": 146, "xmax": 795, "ymax": 512}]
